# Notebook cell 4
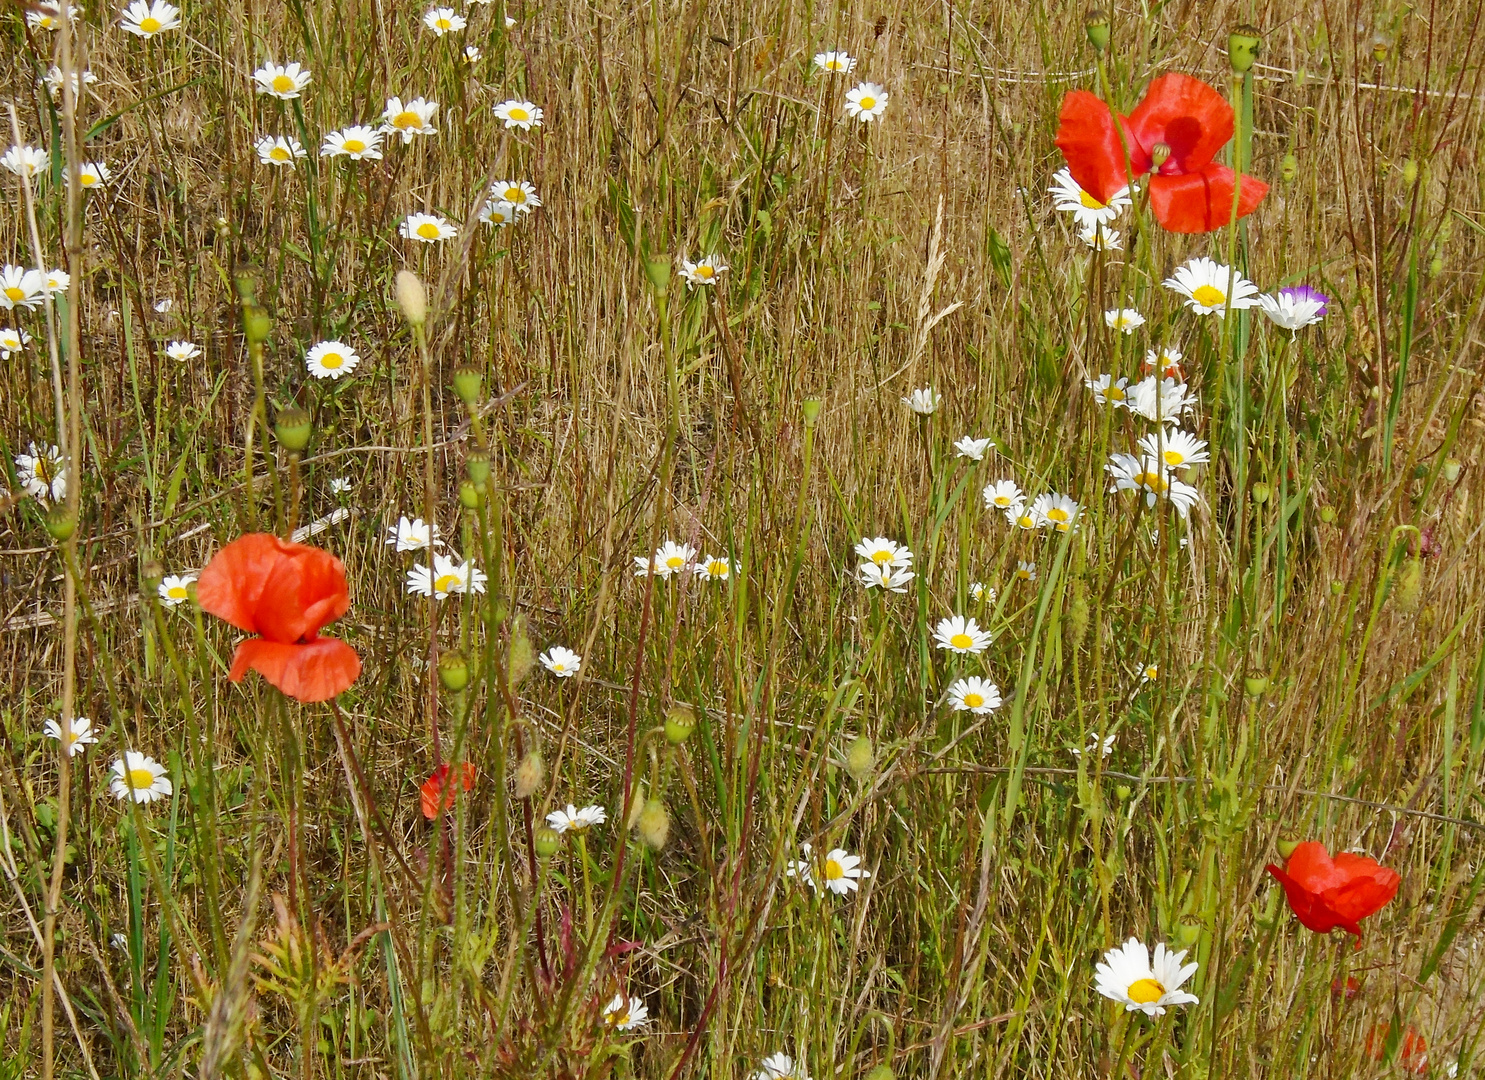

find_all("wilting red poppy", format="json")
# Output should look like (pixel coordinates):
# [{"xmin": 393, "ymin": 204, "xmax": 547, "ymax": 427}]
[
  {"xmin": 1365, "ymin": 1023, "xmax": 1428, "ymax": 1074},
  {"xmin": 1266, "ymin": 841, "xmax": 1400, "ymax": 946},
  {"xmin": 421, "ymin": 762, "xmax": 477, "ymax": 819},
  {"xmin": 196, "ymin": 533, "xmax": 361, "ymax": 702},
  {"xmin": 1055, "ymin": 72, "xmax": 1269, "ymax": 234}
]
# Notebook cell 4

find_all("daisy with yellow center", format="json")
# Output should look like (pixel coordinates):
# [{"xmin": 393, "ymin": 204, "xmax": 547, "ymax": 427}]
[
  {"xmin": 680, "ymin": 255, "xmax": 727, "ymax": 287},
  {"xmin": 255, "ymin": 135, "xmax": 307, "ymax": 167},
  {"xmin": 491, "ymin": 180, "xmax": 541, "ymax": 213},
  {"xmin": 401, "ymin": 213, "xmax": 457, "ymax": 243},
  {"xmin": 157, "ymin": 573, "xmax": 197, "ymax": 607},
  {"xmin": 0, "ymin": 328, "xmax": 32, "ymax": 358},
  {"xmin": 44, "ymin": 716, "xmax": 98, "ymax": 757},
  {"xmin": 1104, "ymin": 308, "xmax": 1145, "ymax": 334},
  {"xmin": 947, "ymin": 676, "xmax": 1001, "ymax": 715},
  {"xmin": 306, "ymin": 340, "xmax": 360, "ymax": 379},
  {"xmin": 1138, "ymin": 428, "xmax": 1209, "ymax": 471},
  {"xmin": 813, "ymin": 51, "xmax": 856, "ymax": 73},
  {"xmin": 110, "ymin": 751, "xmax": 173, "ymax": 804},
  {"xmin": 120, "ymin": 0, "xmax": 180, "ymax": 37},
  {"xmin": 2, "ymin": 145, "xmax": 48, "ymax": 180},
  {"xmin": 422, "ymin": 6, "xmax": 466, "ymax": 34},
  {"xmin": 539, "ymin": 646, "xmax": 582, "ymax": 678},
  {"xmin": 1164, "ymin": 256, "xmax": 1259, "ymax": 317},
  {"xmin": 406, "ymin": 554, "xmax": 487, "ymax": 598},
  {"xmin": 1094, "ymin": 938, "xmax": 1198, "ymax": 1017},
  {"xmin": 1031, "ymin": 492, "xmax": 1079, "ymax": 533},
  {"xmin": 252, "ymin": 62, "xmax": 312, "ymax": 99},
  {"xmin": 982, "ymin": 479, "xmax": 1024, "ymax": 513},
  {"xmin": 73, "ymin": 161, "xmax": 112, "ymax": 189},
  {"xmin": 854, "ymin": 537, "xmax": 912, "ymax": 568},
  {"xmin": 1014, "ymin": 560, "xmax": 1037, "ymax": 582},
  {"xmin": 634, "ymin": 540, "xmax": 698, "ymax": 579},
  {"xmin": 694, "ymin": 555, "xmax": 733, "ymax": 581},
  {"xmin": 480, "ymin": 200, "xmax": 520, "ymax": 227},
  {"xmin": 1085, "ymin": 374, "xmax": 1129, "ymax": 407},
  {"xmin": 932, "ymin": 615, "xmax": 992, "ymax": 654},
  {"xmin": 844, "ymin": 82, "xmax": 888, "ymax": 122},
  {"xmin": 786, "ymin": 842, "xmax": 870, "ymax": 895},
  {"xmin": 382, "ymin": 97, "xmax": 440, "ymax": 142},
  {"xmin": 0, "ymin": 265, "xmax": 47, "ymax": 311},
  {"xmin": 603, "ymin": 994, "xmax": 649, "ymax": 1031},
  {"xmin": 546, "ymin": 803, "xmax": 606, "ymax": 833},
  {"xmin": 321, "ymin": 126, "xmax": 385, "ymax": 160},
  {"xmin": 493, "ymin": 99, "xmax": 544, "ymax": 130},
  {"xmin": 1050, "ymin": 167, "xmax": 1131, "ymax": 231},
  {"xmin": 1105, "ymin": 453, "xmax": 1201, "ymax": 517}
]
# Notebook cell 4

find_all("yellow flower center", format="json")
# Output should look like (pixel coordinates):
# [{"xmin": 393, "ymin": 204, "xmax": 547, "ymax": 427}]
[
  {"xmin": 1127, "ymin": 978, "xmax": 1165, "ymax": 1005},
  {"xmin": 1191, "ymin": 284, "xmax": 1225, "ymax": 308},
  {"xmin": 271, "ymin": 74, "xmax": 295, "ymax": 93},
  {"xmin": 949, "ymin": 633, "xmax": 974, "ymax": 650},
  {"xmin": 4, "ymin": 287, "xmax": 23, "ymax": 301},
  {"xmin": 1105, "ymin": 386, "xmax": 1126, "ymax": 401},
  {"xmin": 665, "ymin": 555, "xmax": 686, "ymax": 569},
  {"xmin": 416, "ymin": 222, "xmax": 441, "ymax": 239},
  {"xmin": 503, "ymin": 186, "xmax": 524, "ymax": 202},
  {"xmin": 858, "ymin": 96, "xmax": 876, "ymax": 110},
  {"xmin": 609, "ymin": 1009, "xmax": 630, "ymax": 1026},
  {"xmin": 552, "ymin": 663, "xmax": 565, "ymax": 671},
  {"xmin": 1144, "ymin": 666, "xmax": 1158, "ymax": 679},
  {"xmin": 870, "ymin": 550, "xmax": 893, "ymax": 565},
  {"xmin": 1016, "ymin": 515, "xmax": 1035, "ymax": 528},
  {"xmin": 343, "ymin": 138, "xmax": 366, "ymax": 153},
  {"xmin": 824, "ymin": 858, "xmax": 844, "ymax": 880},
  {"xmin": 697, "ymin": 264, "xmax": 714, "ymax": 278},
  {"xmin": 433, "ymin": 573, "xmax": 460, "ymax": 592},
  {"xmin": 1079, "ymin": 189, "xmax": 1107, "ymax": 209},
  {"xmin": 1046, "ymin": 508, "xmax": 1069, "ymax": 523},
  {"xmin": 394, "ymin": 110, "xmax": 421, "ymax": 129},
  {"xmin": 1016, "ymin": 568, "xmax": 1031, "ymax": 579},
  {"xmin": 436, "ymin": 17, "xmax": 450, "ymax": 27},
  {"xmin": 708, "ymin": 561, "xmax": 727, "ymax": 576},
  {"xmin": 1136, "ymin": 471, "xmax": 1166, "ymax": 492},
  {"xmin": 80, "ymin": 173, "xmax": 98, "ymax": 186},
  {"xmin": 167, "ymin": 586, "xmax": 188, "ymax": 599},
  {"xmin": 139, "ymin": 16, "xmax": 162, "ymax": 32},
  {"xmin": 321, "ymin": 353, "xmax": 343, "ymax": 368},
  {"xmin": 270, "ymin": 147, "xmax": 291, "ymax": 161},
  {"xmin": 993, "ymin": 496, "xmax": 1011, "ymax": 507},
  {"xmin": 826, "ymin": 59, "xmax": 843, "ymax": 70},
  {"xmin": 963, "ymin": 692, "xmax": 984, "ymax": 708},
  {"xmin": 127, "ymin": 767, "xmax": 156, "ymax": 790},
  {"xmin": 1163, "ymin": 450, "xmax": 1184, "ymax": 467}
]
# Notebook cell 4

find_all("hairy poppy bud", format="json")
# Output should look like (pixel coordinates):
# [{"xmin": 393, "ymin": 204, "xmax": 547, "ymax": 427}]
[
  {"xmin": 533, "ymin": 824, "xmax": 560, "ymax": 858},
  {"xmin": 44, "ymin": 504, "xmax": 77, "ymax": 542},
  {"xmin": 664, "ymin": 704, "xmax": 697, "ymax": 745},
  {"xmin": 626, "ymin": 783, "xmax": 647, "ymax": 829},
  {"xmin": 1083, "ymin": 8, "xmax": 1110, "ymax": 53},
  {"xmin": 1065, "ymin": 593, "xmax": 1090, "ymax": 648},
  {"xmin": 1429, "ymin": 254, "xmax": 1444, "ymax": 278},
  {"xmin": 274, "ymin": 407, "xmax": 312, "ymax": 452},
  {"xmin": 1330, "ymin": 580, "xmax": 1345, "ymax": 596},
  {"xmin": 1401, "ymin": 158, "xmax": 1418, "ymax": 187},
  {"xmin": 507, "ymin": 615, "xmax": 536, "ymax": 687},
  {"xmin": 845, "ymin": 735, "xmax": 875, "ymax": 783},
  {"xmin": 513, "ymin": 751, "xmax": 543, "ymax": 798},
  {"xmin": 395, "ymin": 269, "xmax": 427, "ymax": 326},
  {"xmin": 466, "ymin": 449, "xmax": 492, "ymax": 486},
  {"xmin": 1228, "ymin": 24, "xmax": 1261, "ymax": 73},
  {"xmin": 1393, "ymin": 556, "xmax": 1422, "ymax": 612},
  {"xmin": 643, "ymin": 256, "xmax": 670, "ymax": 295},
  {"xmin": 439, "ymin": 650, "xmax": 470, "ymax": 692},
  {"xmin": 453, "ymin": 365, "xmax": 483, "ymax": 406},
  {"xmin": 636, "ymin": 798, "xmax": 670, "ymax": 850}
]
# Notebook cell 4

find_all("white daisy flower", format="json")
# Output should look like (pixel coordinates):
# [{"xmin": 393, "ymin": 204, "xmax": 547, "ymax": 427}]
[
  {"xmin": 44, "ymin": 716, "xmax": 98, "ymax": 757},
  {"xmin": 932, "ymin": 615, "xmax": 992, "ymax": 654},
  {"xmin": 255, "ymin": 135, "xmax": 307, "ymax": 167},
  {"xmin": 786, "ymin": 841, "xmax": 870, "ymax": 895},
  {"xmin": 41, "ymin": 67, "xmax": 97, "ymax": 101},
  {"xmin": 14, "ymin": 441, "xmax": 66, "ymax": 501},
  {"xmin": 328, "ymin": 478, "xmax": 353, "ymax": 495},
  {"xmin": 603, "ymin": 994, "xmax": 649, "ymax": 1031},
  {"xmin": 954, "ymin": 436, "xmax": 993, "ymax": 461},
  {"xmin": 1105, "ymin": 454, "xmax": 1201, "ymax": 517},
  {"xmin": 1071, "ymin": 731, "xmax": 1115, "ymax": 759},
  {"xmin": 1079, "ymin": 224, "xmax": 1122, "ymax": 250},
  {"xmin": 969, "ymin": 581, "xmax": 995, "ymax": 603},
  {"xmin": 490, "ymin": 180, "xmax": 541, "ymax": 213},
  {"xmin": 1143, "ymin": 345, "xmax": 1184, "ymax": 381},
  {"xmin": 1126, "ymin": 376, "xmax": 1197, "ymax": 424},
  {"xmin": 1163, "ymin": 256, "xmax": 1260, "ymax": 317},
  {"xmin": 1031, "ymin": 492, "xmax": 1079, "ymax": 532},
  {"xmin": 812, "ymin": 50, "xmax": 855, "ymax": 73},
  {"xmin": 305, "ymin": 340, "xmax": 360, "ymax": 379},
  {"xmin": 1104, "ymin": 308, "xmax": 1145, "ymax": 334},
  {"xmin": 165, "ymin": 340, "xmax": 200, "ymax": 362},
  {"xmin": 423, "ymin": 6, "xmax": 466, "ymax": 34},
  {"xmin": 1, "ymin": 265, "xmax": 47, "ymax": 310},
  {"xmin": 546, "ymin": 803, "xmax": 606, "ymax": 833},
  {"xmin": 479, "ymin": 200, "xmax": 520, "ymax": 227},
  {"xmin": 1050, "ymin": 167, "xmax": 1131, "ymax": 231},
  {"xmin": 382, "ymin": 97, "xmax": 440, "ymax": 141},
  {"xmin": 153, "ymin": 298, "xmax": 172, "ymax": 313},
  {"xmin": 901, "ymin": 387, "xmax": 939, "ymax": 415},
  {"xmin": 634, "ymin": 540, "xmax": 698, "ymax": 578},
  {"xmin": 119, "ymin": 0, "xmax": 180, "ymax": 37},
  {"xmin": 1141, "ymin": 663, "xmax": 1159, "ymax": 682},
  {"xmin": 252, "ymin": 61, "xmax": 312, "ymax": 99},
  {"xmin": 321, "ymin": 125, "xmax": 385, "ymax": 160},
  {"xmin": 27, "ymin": 1, "xmax": 81, "ymax": 30},
  {"xmin": 406, "ymin": 553, "xmax": 487, "ymax": 598},
  {"xmin": 1, "ymin": 145, "xmax": 48, "ymax": 179},
  {"xmin": 109, "ymin": 751, "xmax": 173, "ymax": 803},
  {"xmin": 385, "ymin": 515, "xmax": 440, "ymax": 551},
  {"xmin": 680, "ymin": 256, "xmax": 727, "ymax": 288},
  {"xmin": 0, "ymin": 327, "xmax": 33, "ymax": 358},
  {"xmin": 854, "ymin": 537, "xmax": 912, "ymax": 568},
  {"xmin": 493, "ymin": 99, "xmax": 543, "ymax": 130},
  {"xmin": 1085, "ymin": 373, "xmax": 1130, "ymax": 407},
  {"xmin": 1013, "ymin": 560, "xmax": 1037, "ymax": 582},
  {"xmin": 401, "ymin": 213, "xmax": 457, "ymax": 242},
  {"xmin": 156, "ymin": 573, "xmax": 196, "ymax": 607},
  {"xmin": 1094, "ymin": 938, "xmax": 1199, "ymax": 1016},
  {"xmin": 539, "ymin": 646, "xmax": 582, "ymax": 678},
  {"xmin": 1259, "ymin": 285, "xmax": 1329, "ymax": 332},
  {"xmin": 1137, "ymin": 428, "xmax": 1208, "ymax": 471},
  {"xmin": 72, "ymin": 161, "xmax": 112, "ymax": 189},
  {"xmin": 44, "ymin": 269, "xmax": 69, "ymax": 296},
  {"xmin": 858, "ymin": 562, "xmax": 914, "ymax": 593},
  {"xmin": 753, "ymin": 1053, "xmax": 809, "ymax": 1080},
  {"xmin": 694, "ymin": 555, "xmax": 733, "ymax": 581},
  {"xmin": 1006, "ymin": 504, "xmax": 1039, "ymax": 531},
  {"xmin": 982, "ymin": 479, "xmax": 1024, "ymax": 513},
  {"xmin": 844, "ymin": 82, "xmax": 887, "ymax": 122},
  {"xmin": 946, "ymin": 676, "xmax": 1001, "ymax": 714},
  {"xmin": 463, "ymin": 45, "xmax": 482, "ymax": 63}
]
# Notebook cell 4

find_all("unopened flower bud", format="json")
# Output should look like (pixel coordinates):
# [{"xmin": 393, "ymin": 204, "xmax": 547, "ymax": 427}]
[
  {"xmin": 1393, "ymin": 556, "xmax": 1422, "ymax": 612},
  {"xmin": 438, "ymin": 651, "xmax": 470, "ymax": 692},
  {"xmin": 1250, "ymin": 482, "xmax": 1271, "ymax": 505},
  {"xmin": 1174, "ymin": 922, "xmax": 1202, "ymax": 949},
  {"xmin": 533, "ymin": 824, "xmax": 560, "ymax": 858},
  {"xmin": 636, "ymin": 798, "xmax": 670, "ymax": 850},
  {"xmin": 1371, "ymin": 35, "xmax": 1389, "ymax": 63},
  {"xmin": 274, "ymin": 407, "xmax": 312, "ymax": 452},
  {"xmin": 507, "ymin": 615, "xmax": 536, "ymax": 687},
  {"xmin": 1275, "ymin": 839, "xmax": 1299, "ymax": 860},
  {"xmin": 844, "ymin": 735, "xmax": 875, "ymax": 783},
  {"xmin": 466, "ymin": 449, "xmax": 492, "ymax": 486},
  {"xmin": 1402, "ymin": 158, "xmax": 1418, "ymax": 187},
  {"xmin": 664, "ymin": 704, "xmax": 697, "ymax": 745},
  {"xmin": 643, "ymin": 256, "xmax": 671, "ymax": 295},
  {"xmin": 626, "ymin": 783, "xmax": 647, "ymax": 829},
  {"xmin": 1065, "ymin": 593, "xmax": 1090, "ymax": 648},
  {"xmin": 801, "ymin": 399, "xmax": 822, "ymax": 425},
  {"xmin": 1443, "ymin": 459, "xmax": 1462, "ymax": 483},
  {"xmin": 395, "ymin": 269, "xmax": 427, "ymax": 326},
  {"xmin": 1228, "ymin": 24, "xmax": 1261, "ymax": 73},
  {"xmin": 458, "ymin": 479, "xmax": 483, "ymax": 510},
  {"xmin": 1150, "ymin": 142, "xmax": 1171, "ymax": 169},
  {"xmin": 44, "ymin": 504, "xmax": 77, "ymax": 541},
  {"xmin": 1318, "ymin": 506, "xmax": 1336, "ymax": 524},
  {"xmin": 453, "ymin": 365, "xmax": 483, "ymax": 406},
  {"xmin": 1083, "ymin": 8, "xmax": 1110, "ymax": 53},
  {"xmin": 1429, "ymin": 254, "xmax": 1444, "ymax": 278},
  {"xmin": 1244, "ymin": 675, "xmax": 1269, "ymax": 696},
  {"xmin": 513, "ymin": 751, "xmax": 544, "ymax": 798},
  {"xmin": 1115, "ymin": 785, "xmax": 1131, "ymax": 800},
  {"xmin": 1330, "ymin": 580, "xmax": 1345, "ymax": 596},
  {"xmin": 1280, "ymin": 152, "xmax": 1299, "ymax": 182}
]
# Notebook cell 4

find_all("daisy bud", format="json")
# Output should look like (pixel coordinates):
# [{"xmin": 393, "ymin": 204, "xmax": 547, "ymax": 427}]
[
  {"xmin": 507, "ymin": 615, "xmax": 536, "ymax": 686},
  {"xmin": 1318, "ymin": 506, "xmax": 1337, "ymax": 523},
  {"xmin": 274, "ymin": 407, "xmax": 313, "ymax": 452},
  {"xmin": 845, "ymin": 735, "xmax": 875, "ymax": 783},
  {"xmin": 45, "ymin": 504, "xmax": 77, "ymax": 542},
  {"xmin": 1444, "ymin": 458, "xmax": 1462, "ymax": 483},
  {"xmin": 452, "ymin": 365, "xmax": 483, "ymax": 406},
  {"xmin": 438, "ymin": 650, "xmax": 470, "ymax": 692},
  {"xmin": 513, "ymin": 751, "xmax": 544, "ymax": 798},
  {"xmin": 1150, "ymin": 142, "xmax": 1171, "ymax": 169},
  {"xmin": 1083, "ymin": 8, "xmax": 1110, "ymax": 53},
  {"xmin": 395, "ymin": 269, "xmax": 427, "ymax": 326},
  {"xmin": 1275, "ymin": 838, "xmax": 1300, "ymax": 859},
  {"xmin": 643, "ymin": 255, "xmax": 671, "ymax": 296},
  {"xmin": 1280, "ymin": 152, "xmax": 1299, "ymax": 182},
  {"xmin": 1244, "ymin": 674, "xmax": 1269, "ymax": 696},
  {"xmin": 664, "ymin": 704, "xmax": 696, "ymax": 745},
  {"xmin": 458, "ymin": 479, "xmax": 483, "ymax": 510},
  {"xmin": 1393, "ymin": 556, "xmax": 1422, "ymax": 612},
  {"xmin": 466, "ymin": 449, "xmax": 492, "ymax": 486},
  {"xmin": 635, "ymin": 798, "xmax": 670, "ymax": 850},
  {"xmin": 1227, "ymin": 24, "xmax": 1261, "ymax": 74},
  {"xmin": 1250, "ymin": 482, "xmax": 1271, "ymax": 505},
  {"xmin": 533, "ymin": 824, "xmax": 560, "ymax": 858}
]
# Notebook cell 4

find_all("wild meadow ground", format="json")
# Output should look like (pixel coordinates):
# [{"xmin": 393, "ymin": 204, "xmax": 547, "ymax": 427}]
[{"xmin": 3, "ymin": 0, "xmax": 1485, "ymax": 1075}]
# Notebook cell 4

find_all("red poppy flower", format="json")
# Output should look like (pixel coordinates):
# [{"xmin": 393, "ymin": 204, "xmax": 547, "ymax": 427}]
[
  {"xmin": 1365, "ymin": 1023, "xmax": 1428, "ymax": 1074},
  {"xmin": 1055, "ymin": 73, "xmax": 1269, "ymax": 234},
  {"xmin": 196, "ymin": 533, "xmax": 361, "ymax": 703},
  {"xmin": 1266, "ymin": 841, "xmax": 1400, "ymax": 946},
  {"xmin": 420, "ymin": 762, "xmax": 477, "ymax": 820}
]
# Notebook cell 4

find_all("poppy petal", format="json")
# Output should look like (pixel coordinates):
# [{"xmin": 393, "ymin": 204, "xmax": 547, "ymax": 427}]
[
  {"xmin": 1267, "ymin": 863, "xmax": 1343, "ymax": 934},
  {"xmin": 197, "ymin": 533, "xmax": 291, "ymax": 633},
  {"xmin": 1148, "ymin": 165, "xmax": 1267, "ymax": 233},
  {"xmin": 253, "ymin": 544, "xmax": 352, "ymax": 644},
  {"xmin": 1054, "ymin": 90, "xmax": 1138, "ymax": 205},
  {"xmin": 1125, "ymin": 72, "xmax": 1233, "ymax": 172},
  {"xmin": 228, "ymin": 636, "xmax": 361, "ymax": 702}
]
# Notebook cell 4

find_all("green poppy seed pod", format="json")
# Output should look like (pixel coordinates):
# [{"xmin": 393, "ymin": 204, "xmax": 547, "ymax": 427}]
[
  {"xmin": 466, "ymin": 449, "xmax": 492, "ymax": 486},
  {"xmin": 243, "ymin": 305, "xmax": 272, "ymax": 345},
  {"xmin": 643, "ymin": 256, "xmax": 671, "ymax": 295},
  {"xmin": 1174, "ymin": 922, "xmax": 1202, "ymax": 949},
  {"xmin": 1443, "ymin": 459, "xmax": 1462, "ymax": 483},
  {"xmin": 1150, "ymin": 141, "xmax": 1172, "ymax": 169},
  {"xmin": 1393, "ymin": 556, "xmax": 1422, "ymax": 612},
  {"xmin": 1371, "ymin": 35, "xmax": 1389, "ymax": 62},
  {"xmin": 438, "ymin": 650, "xmax": 470, "ymax": 692},
  {"xmin": 1402, "ymin": 158, "xmax": 1418, "ymax": 187},
  {"xmin": 1280, "ymin": 152, "xmax": 1299, "ymax": 182},
  {"xmin": 1244, "ymin": 674, "xmax": 1269, "ymax": 696},
  {"xmin": 1330, "ymin": 580, "xmax": 1345, "ymax": 596},
  {"xmin": 1065, "ymin": 593, "xmax": 1090, "ymax": 649},
  {"xmin": 44, "ymin": 503, "xmax": 77, "ymax": 541},
  {"xmin": 1429, "ymin": 254, "xmax": 1444, "ymax": 278},
  {"xmin": 452, "ymin": 365, "xmax": 483, "ymax": 406},
  {"xmin": 458, "ymin": 479, "xmax": 483, "ymax": 510},
  {"xmin": 533, "ymin": 824, "xmax": 560, "ymax": 858},
  {"xmin": 636, "ymin": 798, "xmax": 670, "ymax": 850},
  {"xmin": 1319, "ymin": 506, "xmax": 1337, "ymax": 524},
  {"xmin": 864, "ymin": 1066, "xmax": 895, "ymax": 1080},
  {"xmin": 664, "ymin": 704, "xmax": 697, "ymax": 745},
  {"xmin": 801, "ymin": 398, "xmax": 822, "ymax": 425},
  {"xmin": 513, "ymin": 751, "xmax": 544, "ymax": 798},
  {"xmin": 1250, "ymin": 482, "xmax": 1271, "ymax": 505},
  {"xmin": 1115, "ymin": 785, "xmax": 1131, "ymax": 801},
  {"xmin": 845, "ymin": 735, "xmax": 875, "ymax": 783},
  {"xmin": 1083, "ymin": 8, "xmax": 1110, "ymax": 53},
  {"xmin": 1228, "ymin": 24, "xmax": 1261, "ymax": 73},
  {"xmin": 507, "ymin": 615, "xmax": 536, "ymax": 687},
  {"xmin": 141, "ymin": 559, "xmax": 165, "ymax": 594},
  {"xmin": 274, "ymin": 407, "xmax": 312, "ymax": 452},
  {"xmin": 395, "ymin": 269, "xmax": 427, "ymax": 326},
  {"xmin": 1275, "ymin": 838, "xmax": 1300, "ymax": 859}
]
